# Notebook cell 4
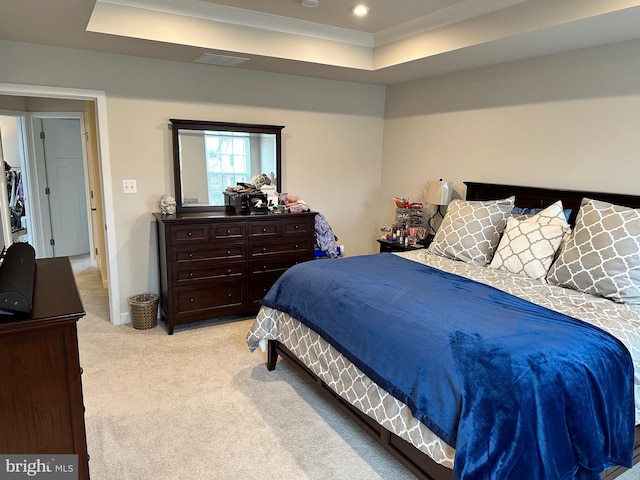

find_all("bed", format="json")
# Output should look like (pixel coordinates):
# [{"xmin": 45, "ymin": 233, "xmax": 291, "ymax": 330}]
[{"xmin": 246, "ymin": 182, "xmax": 640, "ymax": 480}]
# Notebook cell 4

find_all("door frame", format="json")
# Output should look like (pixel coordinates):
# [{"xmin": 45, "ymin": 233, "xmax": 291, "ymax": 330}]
[{"xmin": 0, "ymin": 83, "xmax": 119, "ymax": 325}]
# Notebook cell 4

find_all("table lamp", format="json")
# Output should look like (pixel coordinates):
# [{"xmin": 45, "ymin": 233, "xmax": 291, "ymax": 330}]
[{"xmin": 423, "ymin": 179, "xmax": 452, "ymax": 234}]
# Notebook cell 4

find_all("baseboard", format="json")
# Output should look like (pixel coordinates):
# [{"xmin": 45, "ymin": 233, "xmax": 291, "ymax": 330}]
[{"xmin": 117, "ymin": 312, "xmax": 130, "ymax": 325}]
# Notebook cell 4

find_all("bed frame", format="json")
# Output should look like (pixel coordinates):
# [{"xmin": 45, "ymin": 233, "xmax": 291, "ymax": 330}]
[
  {"xmin": 267, "ymin": 181, "xmax": 640, "ymax": 480},
  {"xmin": 464, "ymin": 181, "xmax": 640, "ymax": 227}
]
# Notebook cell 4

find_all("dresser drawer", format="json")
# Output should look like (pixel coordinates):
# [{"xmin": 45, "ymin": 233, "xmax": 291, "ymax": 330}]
[
  {"xmin": 211, "ymin": 222, "xmax": 246, "ymax": 240},
  {"xmin": 170, "ymin": 224, "xmax": 209, "ymax": 245},
  {"xmin": 249, "ymin": 273, "xmax": 282, "ymax": 304},
  {"xmin": 174, "ymin": 244, "xmax": 246, "ymax": 263},
  {"xmin": 249, "ymin": 256, "xmax": 306, "ymax": 276},
  {"xmin": 174, "ymin": 263, "xmax": 245, "ymax": 284},
  {"xmin": 282, "ymin": 216, "xmax": 313, "ymax": 236},
  {"xmin": 175, "ymin": 283, "xmax": 244, "ymax": 315},
  {"xmin": 248, "ymin": 220, "xmax": 280, "ymax": 238},
  {"xmin": 249, "ymin": 239, "xmax": 312, "ymax": 258},
  {"xmin": 248, "ymin": 257, "xmax": 310, "ymax": 304}
]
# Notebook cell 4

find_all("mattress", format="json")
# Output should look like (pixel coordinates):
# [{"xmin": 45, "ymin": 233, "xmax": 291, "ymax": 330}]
[{"xmin": 246, "ymin": 250, "xmax": 640, "ymax": 469}]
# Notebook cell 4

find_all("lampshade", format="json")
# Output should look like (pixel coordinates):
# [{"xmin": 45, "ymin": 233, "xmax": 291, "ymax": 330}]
[{"xmin": 424, "ymin": 179, "xmax": 452, "ymax": 206}]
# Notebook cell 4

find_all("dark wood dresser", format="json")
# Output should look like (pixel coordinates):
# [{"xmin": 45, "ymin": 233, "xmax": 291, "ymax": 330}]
[
  {"xmin": 0, "ymin": 257, "xmax": 89, "ymax": 479},
  {"xmin": 154, "ymin": 211, "xmax": 316, "ymax": 334}
]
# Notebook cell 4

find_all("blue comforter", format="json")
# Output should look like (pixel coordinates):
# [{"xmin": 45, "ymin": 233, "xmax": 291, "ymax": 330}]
[{"xmin": 262, "ymin": 253, "xmax": 635, "ymax": 480}]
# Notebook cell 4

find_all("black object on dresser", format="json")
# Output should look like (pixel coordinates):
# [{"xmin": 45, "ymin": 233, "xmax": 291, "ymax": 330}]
[
  {"xmin": 154, "ymin": 211, "xmax": 316, "ymax": 334},
  {"xmin": 0, "ymin": 257, "xmax": 89, "ymax": 480},
  {"xmin": 0, "ymin": 242, "xmax": 36, "ymax": 314},
  {"xmin": 377, "ymin": 238, "xmax": 426, "ymax": 253}
]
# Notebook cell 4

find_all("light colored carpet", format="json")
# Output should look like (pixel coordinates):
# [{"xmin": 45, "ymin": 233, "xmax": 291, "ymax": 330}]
[
  {"xmin": 72, "ymin": 261, "xmax": 415, "ymax": 480},
  {"xmin": 71, "ymin": 257, "xmax": 639, "ymax": 480}
]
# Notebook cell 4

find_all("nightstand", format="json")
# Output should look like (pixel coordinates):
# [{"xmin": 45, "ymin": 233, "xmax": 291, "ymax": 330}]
[{"xmin": 377, "ymin": 239, "xmax": 425, "ymax": 253}]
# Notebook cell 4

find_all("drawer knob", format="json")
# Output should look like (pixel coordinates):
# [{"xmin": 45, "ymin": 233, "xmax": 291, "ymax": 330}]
[
  {"xmin": 188, "ymin": 253, "xmax": 193, "ymax": 259},
  {"xmin": 228, "ymin": 269, "xmax": 232, "ymax": 274},
  {"xmin": 262, "ymin": 247, "xmax": 267, "ymax": 252},
  {"xmin": 80, "ymin": 367, "xmax": 83, "ymax": 375},
  {"xmin": 263, "ymin": 265, "xmax": 267, "ymax": 270},
  {"xmin": 226, "ymin": 230, "xmax": 231, "ymax": 234},
  {"xmin": 295, "ymin": 224, "xmax": 300, "ymax": 229},
  {"xmin": 227, "ymin": 250, "xmax": 232, "ymax": 256},
  {"xmin": 228, "ymin": 293, "xmax": 232, "ymax": 298},
  {"xmin": 189, "ymin": 272, "xmax": 194, "ymax": 278},
  {"xmin": 262, "ymin": 227, "xmax": 267, "ymax": 232},
  {"xmin": 188, "ymin": 231, "xmax": 193, "ymax": 237},
  {"xmin": 190, "ymin": 297, "xmax": 195, "ymax": 303},
  {"xmin": 295, "ymin": 244, "xmax": 299, "ymax": 249}
]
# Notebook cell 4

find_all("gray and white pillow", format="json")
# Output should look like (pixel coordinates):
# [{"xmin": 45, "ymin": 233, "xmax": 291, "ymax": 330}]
[
  {"xmin": 428, "ymin": 196, "xmax": 515, "ymax": 265},
  {"xmin": 490, "ymin": 201, "xmax": 570, "ymax": 280},
  {"xmin": 546, "ymin": 198, "xmax": 640, "ymax": 304}
]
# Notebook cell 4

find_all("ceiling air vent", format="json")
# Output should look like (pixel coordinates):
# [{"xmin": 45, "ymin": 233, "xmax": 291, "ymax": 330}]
[{"xmin": 192, "ymin": 53, "xmax": 250, "ymax": 67}]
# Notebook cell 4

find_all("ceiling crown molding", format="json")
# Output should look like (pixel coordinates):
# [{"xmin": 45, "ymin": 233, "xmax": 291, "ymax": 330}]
[
  {"xmin": 374, "ymin": 0, "xmax": 528, "ymax": 46},
  {"xmin": 82, "ymin": 0, "xmax": 640, "ymax": 84},
  {"xmin": 98, "ymin": 0, "xmax": 374, "ymax": 47}
]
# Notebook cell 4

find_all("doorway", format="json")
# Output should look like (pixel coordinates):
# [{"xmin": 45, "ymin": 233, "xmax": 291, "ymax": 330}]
[
  {"xmin": 0, "ymin": 83, "xmax": 119, "ymax": 325},
  {"xmin": 0, "ymin": 113, "xmax": 91, "ymax": 259}
]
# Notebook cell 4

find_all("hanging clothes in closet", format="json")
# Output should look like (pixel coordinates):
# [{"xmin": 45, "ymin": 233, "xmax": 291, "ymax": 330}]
[{"xmin": 5, "ymin": 166, "xmax": 25, "ymax": 234}]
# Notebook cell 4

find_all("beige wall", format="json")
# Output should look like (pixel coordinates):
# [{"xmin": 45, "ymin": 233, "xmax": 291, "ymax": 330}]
[
  {"xmin": 0, "ymin": 39, "xmax": 385, "ymax": 322},
  {"xmin": 5, "ymin": 34, "xmax": 640, "ymax": 322},
  {"xmin": 381, "ymin": 37, "xmax": 640, "ymax": 228}
]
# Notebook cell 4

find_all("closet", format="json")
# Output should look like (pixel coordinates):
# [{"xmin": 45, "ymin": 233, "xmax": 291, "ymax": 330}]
[
  {"xmin": 5, "ymin": 164, "xmax": 26, "ymax": 243},
  {"xmin": 0, "ymin": 115, "xmax": 28, "ymax": 252}
]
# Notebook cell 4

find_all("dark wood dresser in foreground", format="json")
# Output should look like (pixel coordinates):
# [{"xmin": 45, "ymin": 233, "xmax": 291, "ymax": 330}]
[
  {"xmin": 0, "ymin": 257, "xmax": 89, "ymax": 479},
  {"xmin": 154, "ymin": 211, "xmax": 316, "ymax": 334}
]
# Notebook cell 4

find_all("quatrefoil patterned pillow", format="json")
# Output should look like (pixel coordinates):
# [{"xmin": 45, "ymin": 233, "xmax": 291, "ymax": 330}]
[
  {"xmin": 428, "ymin": 196, "xmax": 514, "ymax": 266},
  {"xmin": 490, "ymin": 201, "xmax": 571, "ymax": 280},
  {"xmin": 547, "ymin": 198, "xmax": 640, "ymax": 304}
]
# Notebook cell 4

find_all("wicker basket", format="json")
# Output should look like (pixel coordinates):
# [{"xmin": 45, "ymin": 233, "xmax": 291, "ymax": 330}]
[{"xmin": 128, "ymin": 293, "xmax": 159, "ymax": 330}]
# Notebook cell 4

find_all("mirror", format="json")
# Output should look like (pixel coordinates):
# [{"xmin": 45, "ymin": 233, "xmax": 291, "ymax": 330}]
[{"xmin": 171, "ymin": 119, "xmax": 283, "ymax": 213}]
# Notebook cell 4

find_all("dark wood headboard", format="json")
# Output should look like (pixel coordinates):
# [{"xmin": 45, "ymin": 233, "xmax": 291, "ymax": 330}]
[{"xmin": 464, "ymin": 181, "xmax": 640, "ymax": 227}]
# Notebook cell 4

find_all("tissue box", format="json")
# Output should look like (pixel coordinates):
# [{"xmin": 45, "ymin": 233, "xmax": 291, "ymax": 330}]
[
  {"xmin": 248, "ymin": 193, "xmax": 268, "ymax": 214},
  {"xmin": 260, "ymin": 185, "xmax": 279, "ymax": 208}
]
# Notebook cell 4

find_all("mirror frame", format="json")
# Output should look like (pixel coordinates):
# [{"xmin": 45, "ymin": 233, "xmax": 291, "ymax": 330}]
[{"xmin": 171, "ymin": 119, "xmax": 284, "ymax": 213}]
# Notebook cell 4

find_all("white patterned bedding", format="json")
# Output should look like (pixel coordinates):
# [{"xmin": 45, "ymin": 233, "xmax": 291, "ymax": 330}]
[{"xmin": 246, "ymin": 250, "xmax": 640, "ymax": 469}]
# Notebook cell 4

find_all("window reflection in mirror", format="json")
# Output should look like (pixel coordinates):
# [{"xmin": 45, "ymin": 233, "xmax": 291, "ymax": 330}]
[
  {"xmin": 180, "ymin": 130, "xmax": 276, "ymax": 205},
  {"xmin": 171, "ymin": 119, "xmax": 283, "ymax": 213}
]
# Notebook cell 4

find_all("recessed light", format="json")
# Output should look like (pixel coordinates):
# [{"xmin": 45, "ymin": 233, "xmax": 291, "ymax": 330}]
[
  {"xmin": 352, "ymin": 5, "xmax": 369, "ymax": 17},
  {"xmin": 301, "ymin": 0, "xmax": 319, "ymax": 7}
]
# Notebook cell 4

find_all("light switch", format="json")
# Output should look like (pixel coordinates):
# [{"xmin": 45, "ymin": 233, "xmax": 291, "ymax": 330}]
[{"xmin": 123, "ymin": 180, "xmax": 137, "ymax": 194}]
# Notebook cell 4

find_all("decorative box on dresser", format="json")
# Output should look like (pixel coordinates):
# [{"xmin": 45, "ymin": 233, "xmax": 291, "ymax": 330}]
[
  {"xmin": 0, "ymin": 257, "xmax": 89, "ymax": 480},
  {"xmin": 154, "ymin": 211, "xmax": 317, "ymax": 334}
]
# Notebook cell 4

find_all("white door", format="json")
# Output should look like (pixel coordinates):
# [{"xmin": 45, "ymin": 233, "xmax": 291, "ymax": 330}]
[{"xmin": 41, "ymin": 118, "xmax": 90, "ymax": 257}]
